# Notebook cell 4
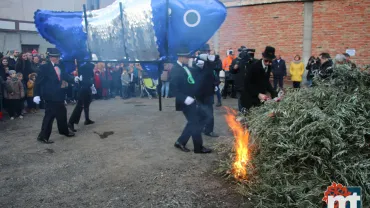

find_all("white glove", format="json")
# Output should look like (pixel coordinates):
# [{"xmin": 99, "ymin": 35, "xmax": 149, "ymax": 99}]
[
  {"xmin": 74, "ymin": 75, "xmax": 83, "ymax": 83},
  {"xmin": 199, "ymin": 54, "xmax": 215, "ymax": 62},
  {"xmin": 91, "ymin": 84, "xmax": 97, "ymax": 95},
  {"xmin": 215, "ymin": 86, "xmax": 218, "ymax": 92},
  {"xmin": 273, "ymin": 97, "xmax": 281, "ymax": 102},
  {"xmin": 33, "ymin": 96, "xmax": 41, "ymax": 104},
  {"xmin": 184, "ymin": 96, "xmax": 195, "ymax": 106}
]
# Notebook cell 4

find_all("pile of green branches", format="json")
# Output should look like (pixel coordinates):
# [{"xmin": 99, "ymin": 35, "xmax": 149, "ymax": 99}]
[{"xmin": 218, "ymin": 66, "xmax": 370, "ymax": 207}]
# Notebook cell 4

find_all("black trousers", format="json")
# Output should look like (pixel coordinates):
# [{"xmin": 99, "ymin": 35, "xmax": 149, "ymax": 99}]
[
  {"xmin": 222, "ymin": 79, "xmax": 235, "ymax": 98},
  {"xmin": 273, "ymin": 75, "xmax": 284, "ymax": 90},
  {"xmin": 7, "ymin": 99, "xmax": 22, "ymax": 117},
  {"xmin": 39, "ymin": 101, "xmax": 69, "ymax": 140},
  {"xmin": 177, "ymin": 103, "xmax": 203, "ymax": 152},
  {"xmin": 293, "ymin": 81, "xmax": 301, "ymax": 88},
  {"xmin": 69, "ymin": 89, "xmax": 92, "ymax": 124},
  {"xmin": 198, "ymin": 96, "xmax": 214, "ymax": 134}
]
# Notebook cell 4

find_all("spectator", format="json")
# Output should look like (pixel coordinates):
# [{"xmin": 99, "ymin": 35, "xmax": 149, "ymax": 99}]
[
  {"xmin": 335, "ymin": 54, "xmax": 346, "ymax": 65},
  {"xmin": 343, "ymin": 53, "xmax": 357, "ymax": 69},
  {"xmin": 161, "ymin": 63, "xmax": 172, "ymax": 98},
  {"xmin": 27, "ymin": 73, "xmax": 37, "ymax": 113},
  {"xmin": 318, "ymin": 53, "xmax": 334, "ymax": 79},
  {"xmin": 7, "ymin": 50, "xmax": 19, "ymax": 67},
  {"xmin": 272, "ymin": 54, "xmax": 287, "ymax": 90},
  {"xmin": 15, "ymin": 53, "xmax": 32, "ymax": 83},
  {"xmin": 17, "ymin": 72, "xmax": 27, "ymax": 114},
  {"xmin": 1, "ymin": 57, "xmax": 14, "ymax": 80},
  {"xmin": 32, "ymin": 56, "xmax": 41, "ymax": 74},
  {"xmin": 306, "ymin": 56, "xmax": 319, "ymax": 87},
  {"xmin": 222, "ymin": 49, "xmax": 236, "ymax": 99},
  {"xmin": 289, "ymin": 55, "xmax": 304, "ymax": 88},
  {"xmin": 4, "ymin": 70, "xmax": 25, "ymax": 120},
  {"xmin": 121, "ymin": 68, "xmax": 130, "ymax": 99},
  {"xmin": 26, "ymin": 52, "xmax": 33, "ymax": 61}
]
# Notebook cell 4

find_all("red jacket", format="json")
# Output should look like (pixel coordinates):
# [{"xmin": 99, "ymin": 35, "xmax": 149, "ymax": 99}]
[{"xmin": 94, "ymin": 70, "xmax": 101, "ymax": 89}]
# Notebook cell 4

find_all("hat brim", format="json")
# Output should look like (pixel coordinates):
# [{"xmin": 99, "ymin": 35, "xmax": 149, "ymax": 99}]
[
  {"xmin": 48, "ymin": 53, "xmax": 61, "ymax": 57},
  {"xmin": 262, "ymin": 53, "xmax": 276, "ymax": 60}
]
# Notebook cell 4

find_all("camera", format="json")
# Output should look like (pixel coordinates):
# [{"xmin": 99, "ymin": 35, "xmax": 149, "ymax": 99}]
[{"xmin": 238, "ymin": 47, "xmax": 255, "ymax": 61}]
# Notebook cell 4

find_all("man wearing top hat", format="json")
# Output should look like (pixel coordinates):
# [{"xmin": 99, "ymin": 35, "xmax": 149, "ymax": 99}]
[
  {"xmin": 170, "ymin": 48, "xmax": 212, "ymax": 154},
  {"xmin": 68, "ymin": 61, "xmax": 96, "ymax": 132},
  {"xmin": 33, "ymin": 48, "xmax": 81, "ymax": 144},
  {"xmin": 241, "ymin": 46, "xmax": 278, "ymax": 112}
]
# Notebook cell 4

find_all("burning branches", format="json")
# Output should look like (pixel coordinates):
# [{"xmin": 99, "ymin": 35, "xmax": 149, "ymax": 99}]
[{"xmin": 224, "ymin": 107, "xmax": 250, "ymax": 180}]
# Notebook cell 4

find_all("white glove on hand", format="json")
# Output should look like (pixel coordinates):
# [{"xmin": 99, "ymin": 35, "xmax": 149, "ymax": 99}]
[
  {"xmin": 215, "ymin": 86, "xmax": 218, "ymax": 92},
  {"xmin": 74, "ymin": 75, "xmax": 83, "ymax": 83},
  {"xmin": 91, "ymin": 84, "xmax": 97, "ymax": 95},
  {"xmin": 33, "ymin": 96, "xmax": 41, "ymax": 104},
  {"xmin": 199, "ymin": 54, "xmax": 215, "ymax": 62},
  {"xmin": 184, "ymin": 96, "xmax": 195, "ymax": 106}
]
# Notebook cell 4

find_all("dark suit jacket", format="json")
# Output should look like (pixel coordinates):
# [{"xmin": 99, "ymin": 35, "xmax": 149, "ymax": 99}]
[
  {"xmin": 78, "ymin": 62, "xmax": 95, "ymax": 89},
  {"xmin": 34, "ymin": 61, "xmax": 74, "ymax": 102},
  {"xmin": 241, "ymin": 59, "xmax": 277, "ymax": 110},
  {"xmin": 170, "ymin": 62, "xmax": 202, "ymax": 111},
  {"xmin": 272, "ymin": 59, "xmax": 287, "ymax": 76}
]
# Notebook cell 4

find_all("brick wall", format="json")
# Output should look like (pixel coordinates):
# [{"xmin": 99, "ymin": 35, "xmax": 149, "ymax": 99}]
[
  {"xmin": 211, "ymin": 2, "xmax": 305, "ymax": 68},
  {"xmin": 311, "ymin": 0, "xmax": 370, "ymax": 66},
  {"xmin": 211, "ymin": 0, "xmax": 370, "ymax": 67}
]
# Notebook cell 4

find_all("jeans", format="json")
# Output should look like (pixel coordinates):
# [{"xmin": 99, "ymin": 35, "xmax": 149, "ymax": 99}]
[
  {"xmin": 161, "ymin": 81, "xmax": 170, "ymax": 97},
  {"xmin": 307, "ymin": 79, "xmax": 313, "ymax": 87},
  {"xmin": 273, "ymin": 75, "xmax": 284, "ymax": 90},
  {"xmin": 122, "ymin": 85, "xmax": 129, "ymax": 98},
  {"xmin": 216, "ymin": 86, "xmax": 222, "ymax": 104},
  {"xmin": 177, "ymin": 103, "xmax": 203, "ymax": 151}
]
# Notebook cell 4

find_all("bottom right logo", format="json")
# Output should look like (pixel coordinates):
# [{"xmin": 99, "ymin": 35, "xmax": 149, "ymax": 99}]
[{"xmin": 323, "ymin": 182, "xmax": 362, "ymax": 208}]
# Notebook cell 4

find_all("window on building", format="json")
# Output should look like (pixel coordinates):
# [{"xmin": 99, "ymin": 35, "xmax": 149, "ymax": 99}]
[{"xmin": 21, "ymin": 44, "xmax": 39, "ymax": 53}]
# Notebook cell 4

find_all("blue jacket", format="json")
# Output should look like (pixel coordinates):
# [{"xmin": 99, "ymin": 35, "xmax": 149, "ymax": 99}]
[{"xmin": 272, "ymin": 59, "xmax": 287, "ymax": 76}]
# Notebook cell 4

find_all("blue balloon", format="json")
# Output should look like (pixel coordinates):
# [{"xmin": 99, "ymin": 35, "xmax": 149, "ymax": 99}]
[{"xmin": 34, "ymin": 0, "xmax": 227, "ymax": 77}]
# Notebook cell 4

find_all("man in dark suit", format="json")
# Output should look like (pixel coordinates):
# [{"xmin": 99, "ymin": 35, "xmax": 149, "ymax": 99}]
[
  {"xmin": 170, "ymin": 50, "xmax": 212, "ymax": 154},
  {"xmin": 68, "ymin": 62, "xmax": 96, "ymax": 132},
  {"xmin": 241, "ymin": 46, "xmax": 278, "ymax": 112},
  {"xmin": 272, "ymin": 54, "xmax": 287, "ymax": 91},
  {"xmin": 33, "ymin": 48, "xmax": 79, "ymax": 144}
]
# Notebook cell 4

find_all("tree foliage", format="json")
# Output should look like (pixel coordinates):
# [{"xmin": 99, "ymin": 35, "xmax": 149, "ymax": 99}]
[{"xmin": 219, "ymin": 66, "xmax": 370, "ymax": 207}]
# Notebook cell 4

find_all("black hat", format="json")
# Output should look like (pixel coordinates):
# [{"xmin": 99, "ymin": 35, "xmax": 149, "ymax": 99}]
[
  {"xmin": 262, "ymin": 46, "xmax": 276, "ymax": 60},
  {"xmin": 46, "ymin": 48, "xmax": 61, "ymax": 57},
  {"xmin": 176, "ymin": 45, "xmax": 192, "ymax": 57},
  {"xmin": 199, "ymin": 44, "xmax": 211, "ymax": 52}
]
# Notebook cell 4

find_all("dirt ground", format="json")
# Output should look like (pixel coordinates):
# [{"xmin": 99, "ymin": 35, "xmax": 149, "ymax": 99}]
[{"xmin": 0, "ymin": 97, "xmax": 248, "ymax": 208}]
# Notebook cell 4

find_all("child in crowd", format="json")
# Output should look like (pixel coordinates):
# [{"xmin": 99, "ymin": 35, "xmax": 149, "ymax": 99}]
[
  {"xmin": 121, "ymin": 68, "xmax": 130, "ymax": 99},
  {"xmin": 27, "ymin": 73, "xmax": 37, "ymax": 113},
  {"xmin": 5, "ymin": 70, "xmax": 25, "ymax": 120},
  {"xmin": 17, "ymin": 73, "xmax": 27, "ymax": 115}
]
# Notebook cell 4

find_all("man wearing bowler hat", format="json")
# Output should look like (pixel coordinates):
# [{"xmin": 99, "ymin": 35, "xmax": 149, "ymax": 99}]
[
  {"xmin": 33, "ymin": 48, "xmax": 80, "ymax": 143},
  {"xmin": 241, "ymin": 46, "xmax": 278, "ymax": 112},
  {"xmin": 170, "ymin": 47, "xmax": 212, "ymax": 154}
]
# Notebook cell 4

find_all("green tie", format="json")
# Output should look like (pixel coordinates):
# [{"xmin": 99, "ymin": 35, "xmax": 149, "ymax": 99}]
[{"xmin": 183, "ymin": 66, "xmax": 195, "ymax": 84}]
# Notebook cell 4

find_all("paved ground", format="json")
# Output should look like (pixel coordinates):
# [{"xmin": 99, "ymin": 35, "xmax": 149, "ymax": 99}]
[{"xmin": 0, "ymin": 97, "xmax": 248, "ymax": 208}]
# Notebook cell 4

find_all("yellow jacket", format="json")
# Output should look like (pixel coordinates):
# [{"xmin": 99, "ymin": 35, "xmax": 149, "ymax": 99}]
[{"xmin": 289, "ymin": 62, "xmax": 304, "ymax": 82}]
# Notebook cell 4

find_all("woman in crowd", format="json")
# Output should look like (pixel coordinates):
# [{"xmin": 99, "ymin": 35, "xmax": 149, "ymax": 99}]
[
  {"xmin": 289, "ymin": 55, "xmax": 305, "ymax": 88},
  {"xmin": 15, "ymin": 53, "xmax": 32, "ymax": 83},
  {"xmin": 0, "ymin": 57, "xmax": 14, "ymax": 80}
]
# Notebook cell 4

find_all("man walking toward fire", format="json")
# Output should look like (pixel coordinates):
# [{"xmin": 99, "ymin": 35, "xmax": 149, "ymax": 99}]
[
  {"xmin": 241, "ymin": 46, "xmax": 278, "ymax": 112},
  {"xmin": 33, "ymin": 48, "xmax": 80, "ymax": 144},
  {"xmin": 171, "ymin": 48, "xmax": 212, "ymax": 154}
]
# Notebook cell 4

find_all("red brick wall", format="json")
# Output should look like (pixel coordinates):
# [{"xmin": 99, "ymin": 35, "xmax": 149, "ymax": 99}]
[
  {"xmin": 211, "ymin": 2, "xmax": 305, "ymax": 68},
  {"xmin": 210, "ymin": 0, "xmax": 370, "ymax": 68},
  {"xmin": 312, "ymin": 0, "xmax": 370, "ymax": 66}
]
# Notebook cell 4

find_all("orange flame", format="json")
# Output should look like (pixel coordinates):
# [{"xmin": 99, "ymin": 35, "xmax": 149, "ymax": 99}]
[{"xmin": 224, "ymin": 107, "xmax": 250, "ymax": 180}]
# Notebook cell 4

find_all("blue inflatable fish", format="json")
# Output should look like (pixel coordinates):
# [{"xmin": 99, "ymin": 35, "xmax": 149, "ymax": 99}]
[{"xmin": 34, "ymin": 0, "xmax": 227, "ymax": 75}]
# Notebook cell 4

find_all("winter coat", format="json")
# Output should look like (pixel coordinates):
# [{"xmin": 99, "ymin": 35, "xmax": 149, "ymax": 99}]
[
  {"xmin": 94, "ymin": 70, "xmax": 102, "ymax": 89},
  {"xmin": 0, "ymin": 76, "xmax": 13, "ymax": 99},
  {"xmin": 4, "ymin": 77, "xmax": 25, "ymax": 100},
  {"xmin": 15, "ymin": 60, "xmax": 32, "ymax": 83},
  {"xmin": 318, "ymin": 60, "xmax": 334, "ymax": 79},
  {"xmin": 27, "ymin": 80, "xmax": 35, "ymax": 97},
  {"xmin": 0, "ymin": 65, "xmax": 14, "ymax": 81},
  {"xmin": 289, "ymin": 61, "xmax": 305, "ymax": 82},
  {"xmin": 272, "ymin": 59, "xmax": 287, "ymax": 76},
  {"xmin": 121, "ymin": 72, "xmax": 130, "ymax": 86}
]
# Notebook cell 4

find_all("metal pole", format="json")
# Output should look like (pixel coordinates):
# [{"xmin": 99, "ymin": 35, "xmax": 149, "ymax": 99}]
[
  {"xmin": 158, "ymin": 62, "xmax": 162, "ymax": 111},
  {"xmin": 158, "ymin": 0, "xmax": 169, "ymax": 111},
  {"xmin": 83, "ymin": 4, "xmax": 92, "ymax": 60},
  {"xmin": 119, "ymin": 2, "xmax": 128, "ymax": 60},
  {"xmin": 165, "ymin": 0, "xmax": 169, "ymax": 60}
]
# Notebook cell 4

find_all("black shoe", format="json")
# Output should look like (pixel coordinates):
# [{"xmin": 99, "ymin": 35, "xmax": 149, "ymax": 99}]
[
  {"xmin": 194, "ymin": 146, "xmax": 212, "ymax": 154},
  {"xmin": 174, "ymin": 142, "xmax": 190, "ymax": 152},
  {"xmin": 84, "ymin": 120, "xmax": 95, "ymax": 125},
  {"xmin": 37, "ymin": 136, "xmax": 54, "ymax": 144},
  {"xmin": 216, "ymin": 103, "xmax": 222, "ymax": 107},
  {"xmin": 62, "ymin": 131, "xmax": 75, "ymax": 137},
  {"xmin": 68, "ymin": 123, "xmax": 77, "ymax": 132},
  {"xmin": 205, "ymin": 132, "xmax": 219, "ymax": 138}
]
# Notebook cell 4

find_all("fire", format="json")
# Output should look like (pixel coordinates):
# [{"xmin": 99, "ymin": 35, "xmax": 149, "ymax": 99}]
[{"xmin": 224, "ymin": 107, "xmax": 250, "ymax": 180}]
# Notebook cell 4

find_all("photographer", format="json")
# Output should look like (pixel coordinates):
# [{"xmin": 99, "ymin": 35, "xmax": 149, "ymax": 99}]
[{"xmin": 230, "ymin": 46, "xmax": 257, "ymax": 112}]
